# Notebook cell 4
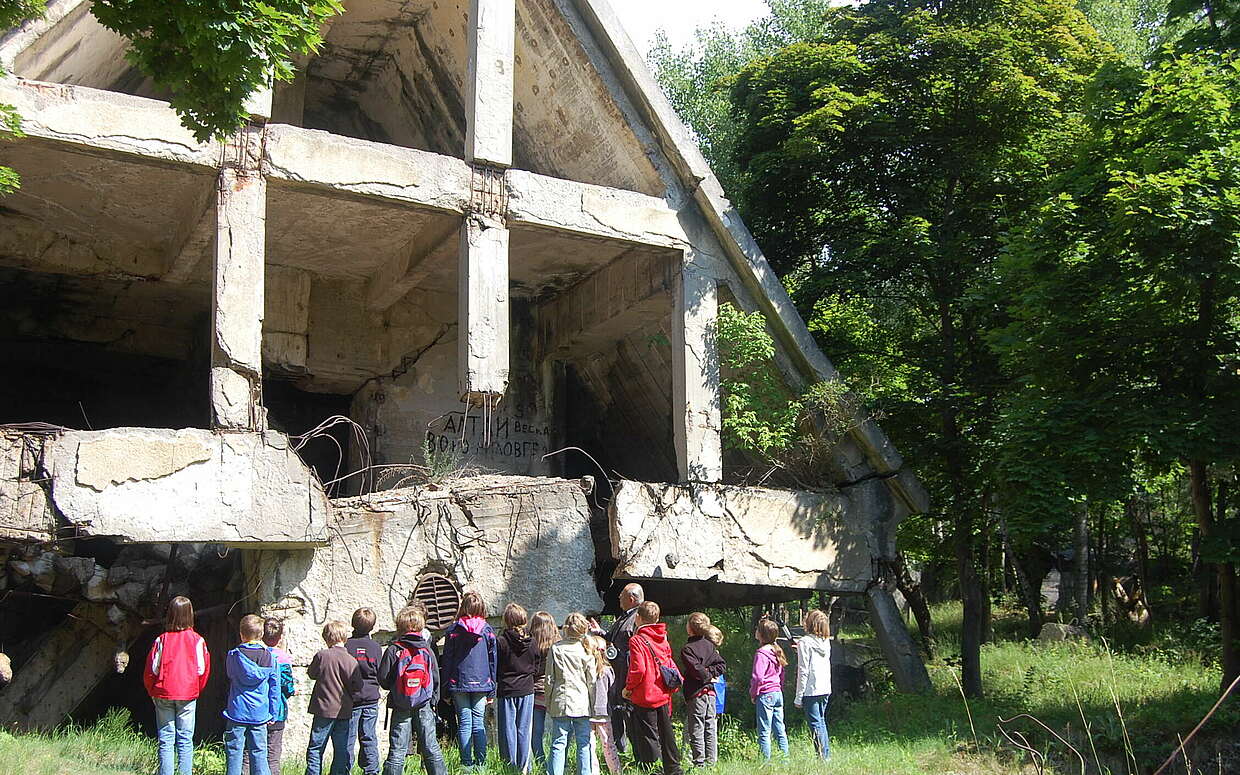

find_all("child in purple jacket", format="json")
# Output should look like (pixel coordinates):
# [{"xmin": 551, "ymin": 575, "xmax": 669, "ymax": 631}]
[
  {"xmin": 750, "ymin": 619, "xmax": 788, "ymax": 760},
  {"xmin": 441, "ymin": 591, "xmax": 498, "ymax": 769}
]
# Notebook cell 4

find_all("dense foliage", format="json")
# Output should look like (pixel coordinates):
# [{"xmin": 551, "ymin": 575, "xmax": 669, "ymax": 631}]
[
  {"xmin": 0, "ymin": 0, "xmax": 45, "ymax": 194},
  {"xmin": 90, "ymin": 0, "xmax": 342, "ymax": 141}
]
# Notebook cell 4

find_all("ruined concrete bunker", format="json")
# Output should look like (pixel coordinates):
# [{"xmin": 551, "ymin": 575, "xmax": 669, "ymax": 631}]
[{"xmin": 0, "ymin": 0, "xmax": 930, "ymax": 753}]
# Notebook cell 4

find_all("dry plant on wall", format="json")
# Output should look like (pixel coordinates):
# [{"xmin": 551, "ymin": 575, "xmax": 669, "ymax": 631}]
[{"xmin": 717, "ymin": 302, "xmax": 881, "ymax": 490}]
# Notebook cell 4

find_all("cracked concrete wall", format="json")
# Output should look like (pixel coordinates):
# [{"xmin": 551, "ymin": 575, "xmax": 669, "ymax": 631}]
[
  {"xmin": 0, "ymin": 433, "xmax": 55, "ymax": 542},
  {"xmin": 247, "ymin": 475, "xmax": 603, "ymax": 756},
  {"xmin": 609, "ymin": 481, "xmax": 876, "ymax": 593},
  {"xmin": 0, "ymin": 428, "xmax": 330, "ymax": 544}
]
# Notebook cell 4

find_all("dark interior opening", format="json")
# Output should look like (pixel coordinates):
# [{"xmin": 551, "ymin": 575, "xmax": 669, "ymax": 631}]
[{"xmin": 263, "ymin": 380, "xmax": 353, "ymax": 493}]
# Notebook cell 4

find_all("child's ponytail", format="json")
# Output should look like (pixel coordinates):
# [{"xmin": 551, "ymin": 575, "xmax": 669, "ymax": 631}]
[{"xmin": 756, "ymin": 618, "xmax": 788, "ymax": 667}]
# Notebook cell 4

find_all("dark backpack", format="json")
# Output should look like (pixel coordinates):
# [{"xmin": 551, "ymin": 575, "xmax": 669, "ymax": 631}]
[
  {"xmin": 638, "ymin": 636, "xmax": 682, "ymax": 693},
  {"xmin": 394, "ymin": 644, "xmax": 435, "ymax": 708}
]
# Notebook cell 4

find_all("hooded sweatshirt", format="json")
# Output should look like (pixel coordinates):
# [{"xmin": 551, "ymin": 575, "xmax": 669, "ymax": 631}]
[
  {"xmin": 749, "ymin": 644, "xmax": 784, "ymax": 701},
  {"xmin": 442, "ymin": 616, "xmax": 498, "ymax": 695},
  {"xmin": 625, "ymin": 622, "xmax": 679, "ymax": 709},
  {"xmin": 679, "ymin": 635, "xmax": 726, "ymax": 699},
  {"xmin": 794, "ymin": 634, "xmax": 831, "ymax": 705},
  {"xmin": 144, "ymin": 629, "xmax": 210, "ymax": 701},
  {"xmin": 345, "ymin": 631, "xmax": 382, "ymax": 706},
  {"xmin": 223, "ymin": 642, "xmax": 279, "ymax": 725},
  {"xmin": 378, "ymin": 631, "xmax": 442, "ymax": 710},
  {"xmin": 497, "ymin": 627, "xmax": 538, "ymax": 697},
  {"xmin": 545, "ymin": 638, "xmax": 598, "ymax": 718}
]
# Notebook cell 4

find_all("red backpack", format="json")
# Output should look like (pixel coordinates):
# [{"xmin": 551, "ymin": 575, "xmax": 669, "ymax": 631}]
[{"xmin": 394, "ymin": 644, "xmax": 434, "ymax": 708}]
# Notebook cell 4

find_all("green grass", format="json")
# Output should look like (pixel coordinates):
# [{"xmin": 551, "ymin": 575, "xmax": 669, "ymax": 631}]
[{"xmin": 0, "ymin": 603, "xmax": 1229, "ymax": 774}]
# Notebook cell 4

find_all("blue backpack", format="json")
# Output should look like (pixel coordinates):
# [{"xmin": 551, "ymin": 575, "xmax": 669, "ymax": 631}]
[{"xmin": 713, "ymin": 674, "xmax": 727, "ymax": 714}]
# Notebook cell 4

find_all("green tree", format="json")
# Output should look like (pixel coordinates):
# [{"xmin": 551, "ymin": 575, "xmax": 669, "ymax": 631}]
[
  {"xmin": 728, "ymin": 0, "xmax": 1112, "ymax": 696},
  {"xmin": 995, "ymin": 52, "xmax": 1240, "ymax": 685},
  {"xmin": 91, "ymin": 0, "xmax": 342, "ymax": 141},
  {"xmin": 0, "ymin": 0, "xmax": 46, "ymax": 194}
]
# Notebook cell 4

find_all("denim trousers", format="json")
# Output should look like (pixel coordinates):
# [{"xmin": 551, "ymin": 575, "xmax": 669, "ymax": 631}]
[
  {"xmin": 803, "ymin": 694, "xmax": 830, "ymax": 759},
  {"xmin": 755, "ymin": 691, "xmax": 788, "ymax": 760},
  {"xmin": 306, "ymin": 715, "xmax": 352, "ymax": 775},
  {"xmin": 547, "ymin": 716, "xmax": 592, "ymax": 775},
  {"xmin": 224, "ymin": 720, "xmax": 269, "ymax": 775},
  {"xmin": 383, "ymin": 703, "xmax": 446, "ymax": 775},
  {"xmin": 350, "ymin": 703, "xmax": 380, "ymax": 775},
  {"xmin": 497, "ymin": 693, "xmax": 534, "ymax": 772},
  {"xmin": 453, "ymin": 691, "xmax": 488, "ymax": 767},
  {"xmin": 153, "ymin": 698, "xmax": 196, "ymax": 775},
  {"xmin": 532, "ymin": 705, "xmax": 548, "ymax": 765}
]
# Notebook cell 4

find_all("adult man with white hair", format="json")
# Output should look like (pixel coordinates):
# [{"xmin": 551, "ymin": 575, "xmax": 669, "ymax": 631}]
[{"xmin": 604, "ymin": 583, "xmax": 644, "ymax": 752}]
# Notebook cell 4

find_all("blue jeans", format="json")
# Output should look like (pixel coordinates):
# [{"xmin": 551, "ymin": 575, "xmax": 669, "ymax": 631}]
[
  {"xmin": 306, "ymin": 715, "xmax": 352, "ymax": 775},
  {"xmin": 532, "ymin": 705, "xmax": 548, "ymax": 765},
  {"xmin": 453, "ymin": 692, "xmax": 488, "ymax": 767},
  {"xmin": 803, "ymin": 694, "xmax": 830, "ymax": 759},
  {"xmin": 547, "ymin": 717, "xmax": 591, "ymax": 775},
  {"xmin": 154, "ymin": 698, "xmax": 195, "ymax": 775},
  {"xmin": 498, "ymin": 694, "xmax": 534, "ymax": 772},
  {"xmin": 350, "ymin": 703, "xmax": 380, "ymax": 775},
  {"xmin": 225, "ymin": 721, "xmax": 268, "ymax": 775},
  {"xmin": 383, "ymin": 704, "xmax": 446, "ymax": 775},
  {"xmin": 755, "ymin": 692, "xmax": 787, "ymax": 760}
]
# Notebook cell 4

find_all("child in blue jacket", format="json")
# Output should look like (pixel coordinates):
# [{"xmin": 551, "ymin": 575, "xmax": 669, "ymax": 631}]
[
  {"xmin": 441, "ymin": 591, "xmax": 498, "ymax": 769},
  {"xmin": 223, "ymin": 614, "xmax": 280, "ymax": 775}
]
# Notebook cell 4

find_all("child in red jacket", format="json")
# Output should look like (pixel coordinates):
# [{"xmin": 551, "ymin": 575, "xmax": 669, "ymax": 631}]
[
  {"xmin": 145, "ymin": 596, "xmax": 211, "ymax": 775},
  {"xmin": 621, "ymin": 601, "xmax": 682, "ymax": 775}
]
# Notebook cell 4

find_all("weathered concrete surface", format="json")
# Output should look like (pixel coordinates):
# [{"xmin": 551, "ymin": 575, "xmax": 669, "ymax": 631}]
[
  {"xmin": 248, "ymin": 475, "xmax": 603, "ymax": 754},
  {"xmin": 465, "ymin": 0, "xmax": 516, "ymax": 168},
  {"xmin": 0, "ymin": 602, "xmax": 142, "ymax": 730},
  {"xmin": 0, "ymin": 433, "xmax": 55, "ymax": 542},
  {"xmin": 506, "ymin": 170, "xmax": 687, "ymax": 248},
  {"xmin": 672, "ymin": 265, "xmax": 723, "ymax": 483},
  {"xmin": 14, "ymin": 428, "xmax": 331, "ymax": 544},
  {"xmin": 610, "ymin": 481, "xmax": 875, "ymax": 592},
  {"xmin": 459, "ymin": 212, "xmax": 512, "ymax": 400}
]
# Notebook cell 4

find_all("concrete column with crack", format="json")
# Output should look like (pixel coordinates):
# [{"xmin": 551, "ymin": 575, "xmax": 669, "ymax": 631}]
[
  {"xmin": 460, "ymin": 0, "xmax": 515, "ymax": 403},
  {"xmin": 210, "ymin": 125, "xmax": 267, "ymax": 430},
  {"xmin": 673, "ymin": 260, "xmax": 723, "ymax": 483}
]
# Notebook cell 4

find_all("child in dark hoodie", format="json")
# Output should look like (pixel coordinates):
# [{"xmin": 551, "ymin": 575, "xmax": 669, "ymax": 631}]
[
  {"xmin": 441, "ymin": 591, "xmax": 498, "ymax": 770},
  {"xmin": 378, "ymin": 606, "xmax": 446, "ymax": 775},
  {"xmin": 223, "ymin": 614, "xmax": 280, "ymax": 775},
  {"xmin": 497, "ymin": 603, "xmax": 537, "ymax": 773},
  {"xmin": 345, "ymin": 608, "xmax": 383, "ymax": 775},
  {"xmin": 679, "ymin": 612, "xmax": 726, "ymax": 767}
]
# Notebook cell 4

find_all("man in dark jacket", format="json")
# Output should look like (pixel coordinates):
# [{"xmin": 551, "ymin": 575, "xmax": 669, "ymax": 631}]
[
  {"xmin": 605, "ymin": 582, "xmax": 644, "ymax": 753},
  {"xmin": 346, "ymin": 608, "xmax": 383, "ymax": 775},
  {"xmin": 378, "ymin": 606, "xmax": 446, "ymax": 775}
]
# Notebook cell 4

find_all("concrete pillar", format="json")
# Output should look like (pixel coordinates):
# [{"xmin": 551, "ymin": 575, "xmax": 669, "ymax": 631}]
[
  {"xmin": 866, "ymin": 585, "xmax": 932, "ymax": 693},
  {"xmin": 672, "ymin": 264, "xmax": 723, "ymax": 482},
  {"xmin": 211, "ymin": 129, "xmax": 267, "ymax": 429},
  {"xmin": 459, "ymin": 212, "xmax": 511, "ymax": 400},
  {"xmin": 465, "ymin": 0, "xmax": 515, "ymax": 167}
]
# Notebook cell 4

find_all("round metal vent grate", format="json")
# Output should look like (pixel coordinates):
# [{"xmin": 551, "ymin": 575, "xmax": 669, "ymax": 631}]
[{"xmin": 413, "ymin": 573, "xmax": 461, "ymax": 631}]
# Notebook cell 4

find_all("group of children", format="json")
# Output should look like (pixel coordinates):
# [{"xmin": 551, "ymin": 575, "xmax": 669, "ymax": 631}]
[{"xmin": 142, "ymin": 585, "xmax": 833, "ymax": 775}]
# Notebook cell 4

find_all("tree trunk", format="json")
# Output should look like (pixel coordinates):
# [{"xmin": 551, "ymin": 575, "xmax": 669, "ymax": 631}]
[
  {"xmin": 894, "ymin": 552, "xmax": 936, "ymax": 659},
  {"xmin": 1188, "ymin": 459, "xmax": 1239, "ymax": 689},
  {"xmin": 1126, "ymin": 495, "xmax": 1152, "ymax": 610},
  {"xmin": 979, "ymin": 515, "xmax": 994, "ymax": 644},
  {"xmin": 1073, "ymin": 500, "xmax": 1090, "ymax": 626},
  {"xmin": 956, "ymin": 519, "xmax": 984, "ymax": 697},
  {"xmin": 1000, "ymin": 517, "xmax": 1042, "ymax": 639}
]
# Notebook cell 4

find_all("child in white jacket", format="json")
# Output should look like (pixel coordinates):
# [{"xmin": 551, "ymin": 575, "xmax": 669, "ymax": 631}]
[{"xmin": 794, "ymin": 609, "xmax": 832, "ymax": 760}]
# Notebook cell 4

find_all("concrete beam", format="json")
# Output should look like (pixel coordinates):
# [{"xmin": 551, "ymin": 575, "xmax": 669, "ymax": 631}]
[
  {"xmin": 459, "ymin": 213, "xmax": 511, "ymax": 400},
  {"xmin": 506, "ymin": 170, "xmax": 687, "ymax": 248},
  {"xmin": 465, "ymin": 0, "xmax": 515, "ymax": 167},
  {"xmin": 536, "ymin": 248, "xmax": 674, "ymax": 357},
  {"xmin": 264, "ymin": 124, "xmax": 471, "ymax": 213},
  {"xmin": 163, "ymin": 185, "xmax": 215, "ymax": 284},
  {"xmin": 18, "ymin": 427, "xmax": 331, "ymax": 544},
  {"xmin": 0, "ymin": 78, "xmax": 220, "ymax": 167},
  {"xmin": 672, "ymin": 265, "xmax": 722, "ymax": 483},
  {"xmin": 366, "ymin": 218, "xmax": 460, "ymax": 312},
  {"xmin": 211, "ymin": 130, "xmax": 267, "ymax": 430}
]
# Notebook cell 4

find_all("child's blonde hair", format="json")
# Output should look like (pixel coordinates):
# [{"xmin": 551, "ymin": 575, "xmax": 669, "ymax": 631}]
[
  {"xmin": 706, "ymin": 625, "xmax": 724, "ymax": 646},
  {"xmin": 239, "ymin": 614, "xmax": 263, "ymax": 642},
  {"xmin": 637, "ymin": 601, "xmax": 660, "ymax": 624},
  {"xmin": 756, "ymin": 618, "xmax": 787, "ymax": 667},
  {"xmin": 396, "ymin": 606, "xmax": 425, "ymax": 635},
  {"xmin": 804, "ymin": 609, "xmax": 830, "ymax": 638},
  {"xmin": 587, "ymin": 634, "xmax": 609, "ymax": 675},
  {"xmin": 687, "ymin": 612, "xmax": 711, "ymax": 637},
  {"xmin": 323, "ymin": 620, "xmax": 350, "ymax": 646},
  {"xmin": 562, "ymin": 612, "xmax": 590, "ymax": 640}
]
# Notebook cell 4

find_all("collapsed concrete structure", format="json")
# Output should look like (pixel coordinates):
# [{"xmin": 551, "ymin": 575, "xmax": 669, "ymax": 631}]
[{"xmin": 0, "ymin": 0, "xmax": 931, "ymax": 753}]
